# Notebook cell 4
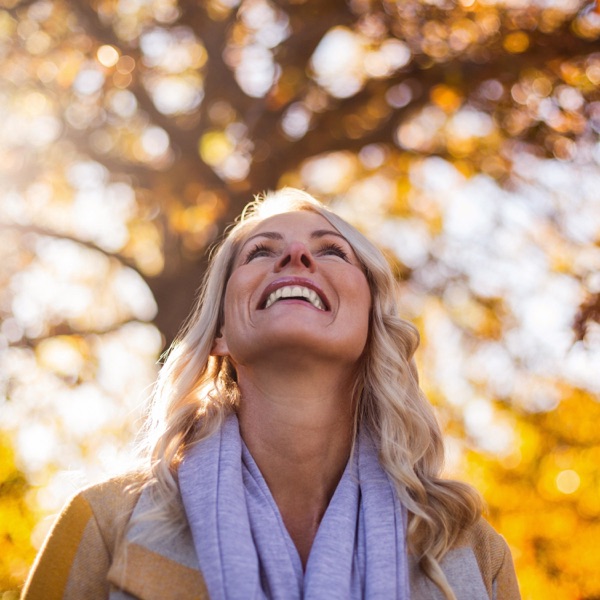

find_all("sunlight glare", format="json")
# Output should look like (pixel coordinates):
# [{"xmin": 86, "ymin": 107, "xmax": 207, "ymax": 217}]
[
  {"xmin": 311, "ymin": 28, "xmax": 364, "ymax": 98},
  {"xmin": 97, "ymin": 45, "xmax": 120, "ymax": 68},
  {"xmin": 556, "ymin": 469, "xmax": 581, "ymax": 494},
  {"xmin": 300, "ymin": 152, "xmax": 356, "ymax": 194}
]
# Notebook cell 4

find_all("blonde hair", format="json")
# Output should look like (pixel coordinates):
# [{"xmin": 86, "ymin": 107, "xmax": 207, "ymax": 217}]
[{"xmin": 137, "ymin": 188, "xmax": 481, "ymax": 599}]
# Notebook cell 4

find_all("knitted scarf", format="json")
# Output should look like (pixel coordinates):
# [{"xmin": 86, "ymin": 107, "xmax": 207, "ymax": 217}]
[{"xmin": 179, "ymin": 414, "xmax": 410, "ymax": 599}]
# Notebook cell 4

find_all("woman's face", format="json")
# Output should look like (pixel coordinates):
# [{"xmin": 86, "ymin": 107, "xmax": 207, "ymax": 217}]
[{"xmin": 212, "ymin": 210, "xmax": 371, "ymax": 370}]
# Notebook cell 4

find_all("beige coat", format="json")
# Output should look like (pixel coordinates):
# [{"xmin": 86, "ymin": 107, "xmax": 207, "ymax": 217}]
[{"xmin": 22, "ymin": 476, "xmax": 520, "ymax": 600}]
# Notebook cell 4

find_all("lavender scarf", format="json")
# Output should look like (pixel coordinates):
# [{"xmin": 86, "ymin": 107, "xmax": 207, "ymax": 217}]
[{"xmin": 179, "ymin": 414, "xmax": 410, "ymax": 599}]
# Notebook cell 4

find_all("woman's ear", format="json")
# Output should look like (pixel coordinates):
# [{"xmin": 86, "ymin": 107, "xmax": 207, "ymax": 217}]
[{"xmin": 210, "ymin": 332, "xmax": 229, "ymax": 357}]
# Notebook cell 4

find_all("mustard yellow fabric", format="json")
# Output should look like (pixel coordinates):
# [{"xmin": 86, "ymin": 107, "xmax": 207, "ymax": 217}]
[{"xmin": 22, "ymin": 475, "xmax": 520, "ymax": 600}]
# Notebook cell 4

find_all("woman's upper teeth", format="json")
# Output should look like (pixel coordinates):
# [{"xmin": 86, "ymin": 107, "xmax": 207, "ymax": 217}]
[{"xmin": 264, "ymin": 286, "xmax": 325, "ymax": 310}]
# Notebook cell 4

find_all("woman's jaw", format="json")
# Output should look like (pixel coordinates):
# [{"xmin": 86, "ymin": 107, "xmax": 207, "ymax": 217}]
[{"xmin": 212, "ymin": 210, "xmax": 372, "ymax": 374}]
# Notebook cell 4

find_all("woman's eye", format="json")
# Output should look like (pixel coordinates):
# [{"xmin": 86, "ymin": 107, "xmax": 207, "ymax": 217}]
[
  {"xmin": 319, "ymin": 242, "xmax": 349, "ymax": 261},
  {"xmin": 244, "ymin": 244, "xmax": 272, "ymax": 263}
]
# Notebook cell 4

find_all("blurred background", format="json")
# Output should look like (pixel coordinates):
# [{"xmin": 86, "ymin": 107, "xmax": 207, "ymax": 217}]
[{"xmin": 1, "ymin": 0, "xmax": 599, "ymax": 597}]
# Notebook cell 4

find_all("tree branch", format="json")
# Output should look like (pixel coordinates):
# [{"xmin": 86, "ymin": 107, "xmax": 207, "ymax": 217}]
[
  {"xmin": 64, "ymin": 0, "xmax": 227, "ymax": 190},
  {"xmin": 2, "ymin": 222, "xmax": 144, "ymax": 276}
]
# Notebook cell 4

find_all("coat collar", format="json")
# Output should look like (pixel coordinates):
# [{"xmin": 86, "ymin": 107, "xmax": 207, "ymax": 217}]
[
  {"xmin": 107, "ymin": 486, "xmax": 208, "ymax": 600},
  {"xmin": 106, "ymin": 485, "xmax": 488, "ymax": 600}
]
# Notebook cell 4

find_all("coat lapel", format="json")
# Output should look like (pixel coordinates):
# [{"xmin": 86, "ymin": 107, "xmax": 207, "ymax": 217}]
[
  {"xmin": 107, "ymin": 486, "xmax": 208, "ymax": 600},
  {"xmin": 106, "ymin": 485, "xmax": 490, "ymax": 600}
]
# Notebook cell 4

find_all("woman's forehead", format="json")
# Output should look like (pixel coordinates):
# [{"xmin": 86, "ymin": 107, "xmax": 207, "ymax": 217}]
[{"xmin": 243, "ymin": 210, "xmax": 337, "ymax": 236}]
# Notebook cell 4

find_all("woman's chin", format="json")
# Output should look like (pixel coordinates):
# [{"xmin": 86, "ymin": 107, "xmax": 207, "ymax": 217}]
[{"xmin": 238, "ymin": 331, "xmax": 366, "ymax": 370}]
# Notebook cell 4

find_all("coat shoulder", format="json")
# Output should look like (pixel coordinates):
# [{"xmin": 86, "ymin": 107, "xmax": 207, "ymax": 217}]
[
  {"xmin": 21, "ymin": 473, "xmax": 146, "ymax": 600},
  {"xmin": 79, "ymin": 473, "xmax": 146, "ymax": 551},
  {"xmin": 457, "ymin": 517, "xmax": 521, "ymax": 600}
]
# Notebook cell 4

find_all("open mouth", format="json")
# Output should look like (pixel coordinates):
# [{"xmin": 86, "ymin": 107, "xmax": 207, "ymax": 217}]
[{"xmin": 262, "ymin": 285, "xmax": 328, "ymax": 311}]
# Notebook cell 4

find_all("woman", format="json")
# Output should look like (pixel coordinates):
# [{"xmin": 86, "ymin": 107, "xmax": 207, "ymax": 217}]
[{"xmin": 23, "ymin": 188, "xmax": 520, "ymax": 600}]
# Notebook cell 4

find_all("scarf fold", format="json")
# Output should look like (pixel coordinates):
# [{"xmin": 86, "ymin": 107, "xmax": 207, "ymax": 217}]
[{"xmin": 179, "ymin": 414, "xmax": 410, "ymax": 599}]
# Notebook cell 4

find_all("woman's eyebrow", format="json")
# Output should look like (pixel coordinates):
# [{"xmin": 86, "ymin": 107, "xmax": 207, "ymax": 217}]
[
  {"xmin": 241, "ymin": 229, "xmax": 347, "ymax": 248},
  {"xmin": 240, "ymin": 231, "xmax": 283, "ymax": 249},
  {"xmin": 310, "ymin": 229, "xmax": 348, "ymax": 242}
]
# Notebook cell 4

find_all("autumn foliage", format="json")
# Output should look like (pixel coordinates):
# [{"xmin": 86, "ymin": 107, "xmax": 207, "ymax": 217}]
[{"xmin": 1, "ymin": 0, "xmax": 599, "ymax": 598}]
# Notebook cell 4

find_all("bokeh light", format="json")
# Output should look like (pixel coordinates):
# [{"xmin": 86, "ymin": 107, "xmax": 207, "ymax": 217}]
[{"xmin": 1, "ymin": 0, "xmax": 599, "ymax": 598}]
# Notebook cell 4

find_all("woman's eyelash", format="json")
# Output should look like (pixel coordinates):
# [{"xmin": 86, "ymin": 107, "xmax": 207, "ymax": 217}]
[
  {"xmin": 319, "ymin": 242, "xmax": 349, "ymax": 260},
  {"xmin": 244, "ymin": 243, "xmax": 272, "ymax": 263},
  {"xmin": 244, "ymin": 241, "xmax": 350, "ymax": 263}
]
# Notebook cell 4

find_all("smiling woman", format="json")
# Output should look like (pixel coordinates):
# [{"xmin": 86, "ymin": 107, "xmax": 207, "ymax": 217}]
[
  {"xmin": 22, "ymin": 188, "xmax": 520, "ymax": 600},
  {"xmin": 213, "ymin": 211, "xmax": 371, "ymax": 373}
]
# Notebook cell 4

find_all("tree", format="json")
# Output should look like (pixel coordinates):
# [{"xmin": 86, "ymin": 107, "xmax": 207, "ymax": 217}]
[{"xmin": 1, "ymin": 0, "xmax": 599, "ymax": 597}]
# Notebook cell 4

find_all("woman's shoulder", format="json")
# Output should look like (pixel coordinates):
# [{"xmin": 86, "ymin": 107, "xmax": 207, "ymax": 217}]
[
  {"xmin": 458, "ymin": 517, "xmax": 510, "ymax": 560},
  {"xmin": 76, "ymin": 472, "xmax": 146, "ymax": 535},
  {"xmin": 77, "ymin": 472, "xmax": 145, "ymax": 511},
  {"xmin": 22, "ymin": 473, "xmax": 147, "ymax": 599},
  {"xmin": 454, "ymin": 517, "xmax": 521, "ymax": 599},
  {"xmin": 47, "ymin": 472, "xmax": 146, "ymax": 555},
  {"xmin": 410, "ymin": 516, "xmax": 520, "ymax": 600}
]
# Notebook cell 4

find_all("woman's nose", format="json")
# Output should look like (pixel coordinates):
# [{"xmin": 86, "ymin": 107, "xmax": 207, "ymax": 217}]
[{"xmin": 274, "ymin": 241, "xmax": 316, "ymax": 272}]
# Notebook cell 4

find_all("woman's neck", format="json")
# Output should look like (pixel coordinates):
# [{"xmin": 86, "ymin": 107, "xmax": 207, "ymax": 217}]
[{"xmin": 235, "ymin": 363, "xmax": 356, "ymax": 566}]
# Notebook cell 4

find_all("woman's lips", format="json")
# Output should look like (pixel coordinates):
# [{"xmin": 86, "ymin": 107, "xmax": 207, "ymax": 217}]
[{"xmin": 258, "ymin": 278, "xmax": 330, "ymax": 311}]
